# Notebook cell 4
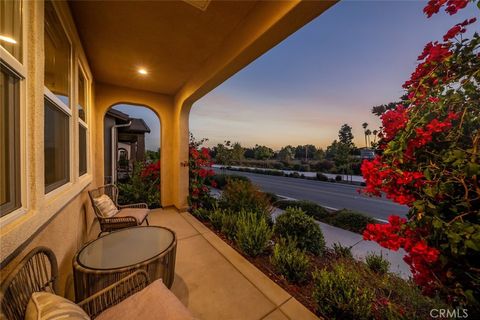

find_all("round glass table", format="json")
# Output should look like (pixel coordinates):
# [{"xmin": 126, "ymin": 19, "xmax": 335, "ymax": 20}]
[{"xmin": 73, "ymin": 226, "xmax": 176, "ymax": 302}]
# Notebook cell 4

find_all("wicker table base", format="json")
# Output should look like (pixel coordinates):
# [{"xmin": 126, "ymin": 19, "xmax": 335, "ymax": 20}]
[{"xmin": 73, "ymin": 226, "xmax": 176, "ymax": 302}]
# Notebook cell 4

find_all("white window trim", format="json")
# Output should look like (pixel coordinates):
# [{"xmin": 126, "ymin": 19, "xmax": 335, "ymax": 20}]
[
  {"xmin": 44, "ymin": 88, "xmax": 72, "ymax": 116},
  {"xmin": 0, "ymin": 47, "xmax": 26, "ymax": 78},
  {"xmin": 43, "ymin": 1, "xmax": 76, "ymax": 194},
  {"xmin": 77, "ymin": 60, "xmax": 90, "ymax": 177},
  {"xmin": 0, "ymin": 0, "xmax": 28, "ymax": 224}
]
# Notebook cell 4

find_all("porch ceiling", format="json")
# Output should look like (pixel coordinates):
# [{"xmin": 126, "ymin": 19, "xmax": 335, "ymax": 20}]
[{"xmin": 69, "ymin": 0, "xmax": 258, "ymax": 95}]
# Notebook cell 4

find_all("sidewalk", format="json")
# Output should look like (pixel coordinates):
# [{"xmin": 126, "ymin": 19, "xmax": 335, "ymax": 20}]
[{"xmin": 272, "ymin": 208, "xmax": 411, "ymax": 278}]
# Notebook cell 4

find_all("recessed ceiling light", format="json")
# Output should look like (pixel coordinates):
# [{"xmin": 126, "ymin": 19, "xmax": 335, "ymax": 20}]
[
  {"xmin": 138, "ymin": 68, "xmax": 148, "ymax": 75},
  {"xmin": 0, "ymin": 35, "xmax": 17, "ymax": 44}
]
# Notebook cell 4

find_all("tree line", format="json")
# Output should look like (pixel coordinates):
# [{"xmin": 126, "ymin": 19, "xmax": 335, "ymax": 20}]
[{"xmin": 209, "ymin": 123, "xmax": 379, "ymax": 176}]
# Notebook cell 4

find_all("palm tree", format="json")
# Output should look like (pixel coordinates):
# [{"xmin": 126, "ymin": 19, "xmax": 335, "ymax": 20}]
[
  {"xmin": 362, "ymin": 122, "xmax": 369, "ymax": 148},
  {"xmin": 372, "ymin": 129, "xmax": 378, "ymax": 145},
  {"xmin": 365, "ymin": 129, "xmax": 372, "ymax": 148}
]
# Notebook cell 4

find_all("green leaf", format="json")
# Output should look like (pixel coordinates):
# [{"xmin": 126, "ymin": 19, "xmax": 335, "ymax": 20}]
[
  {"xmin": 466, "ymin": 162, "xmax": 480, "ymax": 176},
  {"xmin": 465, "ymin": 240, "xmax": 479, "ymax": 251},
  {"xmin": 432, "ymin": 219, "xmax": 443, "ymax": 229}
]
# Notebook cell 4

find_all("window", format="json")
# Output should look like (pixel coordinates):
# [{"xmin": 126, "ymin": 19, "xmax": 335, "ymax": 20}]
[
  {"xmin": 79, "ymin": 125, "xmax": 87, "ymax": 176},
  {"xmin": 44, "ymin": 0, "xmax": 70, "ymax": 106},
  {"xmin": 44, "ymin": 98, "xmax": 70, "ymax": 192},
  {"xmin": 78, "ymin": 71, "xmax": 86, "ymax": 121},
  {"xmin": 0, "ymin": 66, "xmax": 21, "ymax": 216},
  {"xmin": 0, "ymin": 0, "xmax": 23, "ymax": 62},
  {"xmin": 78, "ymin": 67, "xmax": 88, "ymax": 176},
  {"xmin": 44, "ymin": 1, "xmax": 71, "ymax": 193}
]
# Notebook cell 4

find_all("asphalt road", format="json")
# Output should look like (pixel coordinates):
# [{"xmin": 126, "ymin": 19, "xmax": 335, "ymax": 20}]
[{"xmin": 214, "ymin": 168, "xmax": 408, "ymax": 222}]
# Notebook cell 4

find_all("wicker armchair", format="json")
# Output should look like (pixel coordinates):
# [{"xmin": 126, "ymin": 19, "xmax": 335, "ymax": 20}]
[
  {"xmin": 88, "ymin": 184, "xmax": 150, "ymax": 237},
  {"xmin": 0, "ymin": 247, "xmax": 149, "ymax": 320}
]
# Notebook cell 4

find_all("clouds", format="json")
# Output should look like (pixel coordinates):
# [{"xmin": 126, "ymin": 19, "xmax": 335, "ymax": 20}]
[{"xmin": 190, "ymin": 1, "xmax": 478, "ymax": 150}]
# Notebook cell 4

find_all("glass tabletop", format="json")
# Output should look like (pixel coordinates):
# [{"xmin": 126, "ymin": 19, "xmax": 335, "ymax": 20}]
[{"xmin": 78, "ymin": 226, "xmax": 175, "ymax": 270}]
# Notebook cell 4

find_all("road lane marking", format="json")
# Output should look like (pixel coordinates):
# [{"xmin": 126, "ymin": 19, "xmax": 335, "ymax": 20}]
[
  {"xmin": 322, "ymin": 205, "xmax": 339, "ymax": 211},
  {"xmin": 375, "ymin": 218, "xmax": 389, "ymax": 223}
]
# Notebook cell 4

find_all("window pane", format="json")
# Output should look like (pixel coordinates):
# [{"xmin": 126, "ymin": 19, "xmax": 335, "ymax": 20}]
[
  {"xmin": 44, "ymin": 0, "xmax": 70, "ymax": 106},
  {"xmin": 78, "ymin": 71, "xmax": 86, "ymax": 121},
  {"xmin": 79, "ymin": 125, "xmax": 87, "ymax": 176},
  {"xmin": 45, "ymin": 98, "xmax": 70, "ymax": 193},
  {"xmin": 0, "ymin": 66, "xmax": 21, "ymax": 216},
  {"xmin": 0, "ymin": 0, "xmax": 22, "ymax": 62}
]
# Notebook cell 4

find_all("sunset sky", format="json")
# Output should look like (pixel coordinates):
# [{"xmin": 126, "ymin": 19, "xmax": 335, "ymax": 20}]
[
  {"xmin": 116, "ymin": 0, "xmax": 478, "ymax": 151},
  {"xmin": 189, "ymin": 0, "xmax": 478, "ymax": 150}
]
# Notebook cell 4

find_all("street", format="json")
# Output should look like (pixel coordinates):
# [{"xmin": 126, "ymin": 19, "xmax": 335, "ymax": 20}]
[{"xmin": 214, "ymin": 168, "xmax": 408, "ymax": 221}]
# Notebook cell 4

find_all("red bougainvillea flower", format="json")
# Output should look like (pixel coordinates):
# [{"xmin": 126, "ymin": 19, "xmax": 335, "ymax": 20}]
[
  {"xmin": 141, "ymin": 160, "xmax": 160, "ymax": 180},
  {"xmin": 380, "ymin": 105, "xmax": 409, "ymax": 142},
  {"xmin": 363, "ymin": 215, "xmax": 442, "ymax": 294},
  {"xmin": 443, "ymin": 18, "xmax": 477, "ymax": 41},
  {"xmin": 424, "ymin": 0, "xmax": 469, "ymax": 17}
]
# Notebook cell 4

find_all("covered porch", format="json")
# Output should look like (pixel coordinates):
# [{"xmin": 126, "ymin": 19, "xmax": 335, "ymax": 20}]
[
  {"xmin": 1, "ymin": 0, "xmax": 336, "ymax": 318},
  {"xmin": 148, "ymin": 208, "xmax": 318, "ymax": 320}
]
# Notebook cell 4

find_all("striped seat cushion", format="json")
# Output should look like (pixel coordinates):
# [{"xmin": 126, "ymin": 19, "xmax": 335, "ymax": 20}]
[
  {"xmin": 93, "ymin": 194, "xmax": 118, "ymax": 218},
  {"xmin": 25, "ymin": 292, "xmax": 90, "ymax": 320}
]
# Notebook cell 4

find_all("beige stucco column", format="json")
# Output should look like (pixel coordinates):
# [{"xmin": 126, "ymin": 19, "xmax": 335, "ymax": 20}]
[{"xmin": 92, "ymin": 83, "xmax": 189, "ymax": 209}]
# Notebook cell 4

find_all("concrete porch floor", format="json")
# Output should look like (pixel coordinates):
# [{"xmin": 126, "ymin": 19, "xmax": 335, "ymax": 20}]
[{"xmin": 149, "ymin": 208, "xmax": 319, "ymax": 320}]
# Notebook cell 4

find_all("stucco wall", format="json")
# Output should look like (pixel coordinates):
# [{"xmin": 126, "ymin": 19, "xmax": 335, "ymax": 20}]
[
  {"xmin": 0, "ymin": 192, "xmax": 98, "ymax": 299},
  {"xmin": 0, "ymin": 0, "xmax": 96, "ymax": 295}
]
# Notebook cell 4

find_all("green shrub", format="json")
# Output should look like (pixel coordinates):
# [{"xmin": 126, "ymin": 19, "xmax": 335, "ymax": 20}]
[
  {"xmin": 332, "ymin": 243, "xmax": 353, "ymax": 259},
  {"xmin": 118, "ymin": 162, "xmax": 160, "ymax": 208},
  {"xmin": 192, "ymin": 207, "xmax": 210, "ymax": 221},
  {"xmin": 271, "ymin": 238, "xmax": 310, "ymax": 283},
  {"xmin": 221, "ymin": 213, "xmax": 238, "ymax": 240},
  {"xmin": 374, "ymin": 274, "xmax": 451, "ymax": 319},
  {"xmin": 208, "ymin": 208, "xmax": 225, "ymax": 231},
  {"xmin": 275, "ymin": 200, "xmax": 330, "ymax": 221},
  {"xmin": 235, "ymin": 211, "xmax": 272, "ymax": 257},
  {"xmin": 274, "ymin": 207, "xmax": 325, "ymax": 255},
  {"xmin": 209, "ymin": 174, "xmax": 251, "ymax": 189},
  {"xmin": 335, "ymin": 175, "xmax": 342, "ymax": 182},
  {"xmin": 313, "ymin": 262, "xmax": 375, "ymax": 319},
  {"xmin": 365, "ymin": 252, "xmax": 390, "ymax": 275},
  {"xmin": 328, "ymin": 209, "xmax": 375, "ymax": 233},
  {"xmin": 313, "ymin": 260, "xmax": 450, "ymax": 319},
  {"xmin": 316, "ymin": 172, "xmax": 329, "ymax": 181},
  {"xmin": 219, "ymin": 179, "xmax": 272, "ymax": 222}
]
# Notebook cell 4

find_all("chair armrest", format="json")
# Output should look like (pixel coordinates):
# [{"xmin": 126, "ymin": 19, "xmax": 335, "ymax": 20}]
[
  {"xmin": 78, "ymin": 270, "xmax": 150, "ymax": 319},
  {"xmin": 117, "ymin": 203, "xmax": 149, "ymax": 209}
]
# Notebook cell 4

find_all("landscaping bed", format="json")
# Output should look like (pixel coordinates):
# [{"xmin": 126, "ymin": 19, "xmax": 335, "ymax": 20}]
[{"xmin": 192, "ymin": 177, "xmax": 449, "ymax": 319}]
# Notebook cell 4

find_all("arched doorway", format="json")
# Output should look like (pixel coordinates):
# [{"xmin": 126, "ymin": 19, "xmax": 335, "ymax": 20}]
[{"xmin": 104, "ymin": 103, "xmax": 161, "ymax": 207}]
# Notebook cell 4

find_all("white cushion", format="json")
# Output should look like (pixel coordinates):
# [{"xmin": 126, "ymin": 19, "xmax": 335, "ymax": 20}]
[
  {"xmin": 93, "ymin": 194, "xmax": 118, "ymax": 218},
  {"xmin": 25, "ymin": 292, "xmax": 90, "ymax": 320},
  {"xmin": 116, "ymin": 208, "xmax": 149, "ymax": 224}
]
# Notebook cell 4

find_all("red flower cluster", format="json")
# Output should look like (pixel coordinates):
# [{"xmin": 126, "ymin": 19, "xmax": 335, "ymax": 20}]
[
  {"xmin": 380, "ymin": 105, "xmax": 409, "ymax": 142},
  {"xmin": 364, "ymin": 216, "xmax": 441, "ymax": 294},
  {"xmin": 189, "ymin": 146, "xmax": 215, "ymax": 208},
  {"xmin": 404, "ymin": 42, "xmax": 453, "ymax": 102},
  {"xmin": 361, "ymin": 157, "xmax": 425, "ymax": 205},
  {"xmin": 141, "ymin": 160, "xmax": 160, "ymax": 180},
  {"xmin": 443, "ymin": 18, "xmax": 476, "ymax": 41},
  {"xmin": 405, "ymin": 113, "xmax": 458, "ymax": 158},
  {"xmin": 424, "ymin": 0, "xmax": 469, "ymax": 18}
]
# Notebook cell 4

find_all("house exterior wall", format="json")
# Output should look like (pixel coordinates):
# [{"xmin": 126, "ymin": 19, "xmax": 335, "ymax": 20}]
[
  {"xmin": 0, "ymin": 2, "xmax": 190, "ymax": 284},
  {"xmin": 0, "ymin": 0, "xmax": 97, "ymax": 297}
]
